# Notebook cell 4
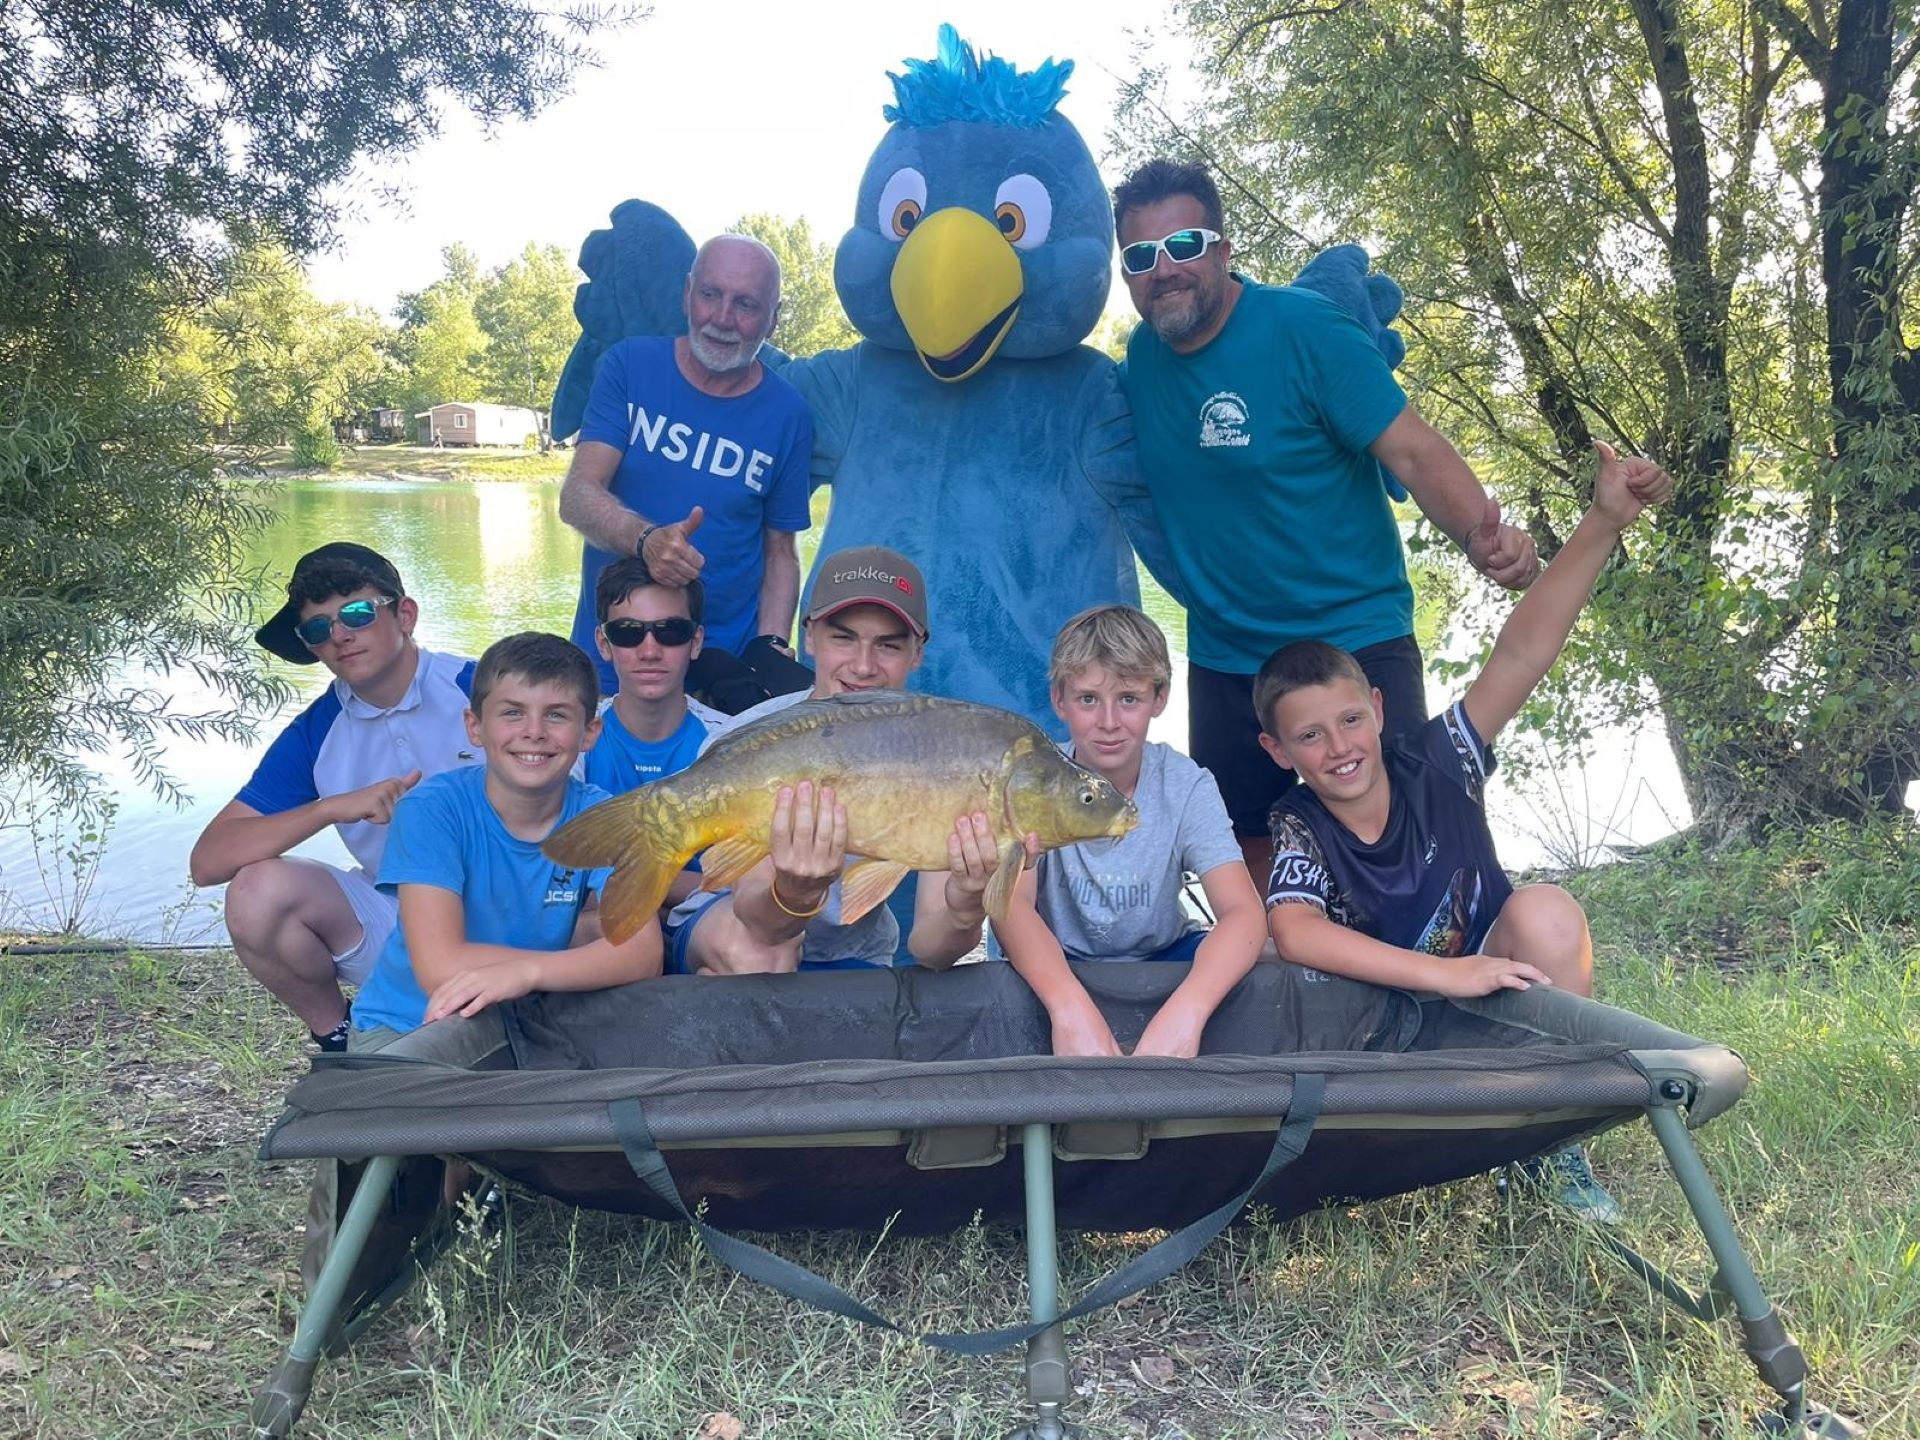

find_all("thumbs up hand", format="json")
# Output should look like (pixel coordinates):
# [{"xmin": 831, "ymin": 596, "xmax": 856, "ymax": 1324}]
[
  {"xmin": 640, "ymin": 505, "xmax": 706, "ymax": 586},
  {"xmin": 1591, "ymin": 440, "xmax": 1673, "ymax": 531},
  {"xmin": 1465, "ymin": 494, "xmax": 1541, "ymax": 590}
]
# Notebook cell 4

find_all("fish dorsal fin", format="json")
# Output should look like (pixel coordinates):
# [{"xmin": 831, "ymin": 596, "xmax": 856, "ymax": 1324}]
[
  {"xmin": 984, "ymin": 839, "xmax": 1025, "ymax": 924},
  {"xmin": 839, "ymin": 859, "xmax": 911, "ymax": 925},
  {"xmin": 699, "ymin": 833, "xmax": 767, "ymax": 892}
]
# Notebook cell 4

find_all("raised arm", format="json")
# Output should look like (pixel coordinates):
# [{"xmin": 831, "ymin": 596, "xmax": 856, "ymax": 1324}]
[{"xmin": 1462, "ymin": 441, "xmax": 1670, "ymax": 744}]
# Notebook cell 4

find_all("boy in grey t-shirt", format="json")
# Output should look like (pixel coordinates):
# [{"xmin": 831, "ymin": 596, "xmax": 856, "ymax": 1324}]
[{"xmin": 993, "ymin": 606, "xmax": 1268, "ymax": 1058}]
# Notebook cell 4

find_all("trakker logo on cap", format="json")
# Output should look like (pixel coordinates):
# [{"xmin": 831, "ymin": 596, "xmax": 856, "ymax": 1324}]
[
  {"xmin": 830, "ymin": 565, "xmax": 911, "ymax": 591},
  {"xmin": 810, "ymin": 546, "xmax": 929, "ymax": 636}
]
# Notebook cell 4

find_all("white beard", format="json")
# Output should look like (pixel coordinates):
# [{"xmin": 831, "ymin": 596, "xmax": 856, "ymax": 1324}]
[{"xmin": 688, "ymin": 328, "xmax": 761, "ymax": 373}]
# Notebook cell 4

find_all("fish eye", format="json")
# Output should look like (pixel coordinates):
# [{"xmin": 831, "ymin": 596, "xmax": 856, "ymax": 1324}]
[
  {"xmin": 994, "ymin": 174, "xmax": 1051, "ymax": 250},
  {"xmin": 878, "ymin": 167, "xmax": 928, "ymax": 241},
  {"xmin": 1080, "ymin": 789, "xmax": 1094, "ymax": 805}
]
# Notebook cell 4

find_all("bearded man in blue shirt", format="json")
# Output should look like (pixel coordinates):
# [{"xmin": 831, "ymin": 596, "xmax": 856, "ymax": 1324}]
[
  {"xmin": 559, "ymin": 234, "xmax": 814, "ymax": 710},
  {"xmin": 1112, "ymin": 158, "xmax": 1543, "ymax": 887}
]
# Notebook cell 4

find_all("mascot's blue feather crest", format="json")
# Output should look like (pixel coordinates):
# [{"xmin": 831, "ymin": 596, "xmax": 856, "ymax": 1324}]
[{"xmin": 883, "ymin": 23, "xmax": 1070, "ymax": 129}]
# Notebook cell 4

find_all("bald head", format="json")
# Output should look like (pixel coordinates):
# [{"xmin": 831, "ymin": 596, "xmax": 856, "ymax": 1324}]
[
  {"xmin": 683, "ymin": 235, "xmax": 782, "ymax": 376},
  {"xmin": 697, "ymin": 234, "xmax": 781, "ymax": 302}
]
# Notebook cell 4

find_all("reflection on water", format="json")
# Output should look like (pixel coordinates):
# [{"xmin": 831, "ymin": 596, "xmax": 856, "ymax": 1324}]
[{"xmin": 0, "ymin": 474, "xmax": 1688, "ymax": 942}]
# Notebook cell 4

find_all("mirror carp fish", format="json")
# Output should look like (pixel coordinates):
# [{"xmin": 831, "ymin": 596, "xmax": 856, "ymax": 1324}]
[{"xmin": 545, "ymin": 690, "xmax": 1138, "ymax": 942}]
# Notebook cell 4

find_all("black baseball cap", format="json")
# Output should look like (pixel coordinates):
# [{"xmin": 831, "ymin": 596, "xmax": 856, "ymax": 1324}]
[{"xmin": 255, "ymin": 542, "xmax": 405, "ymax": 664}]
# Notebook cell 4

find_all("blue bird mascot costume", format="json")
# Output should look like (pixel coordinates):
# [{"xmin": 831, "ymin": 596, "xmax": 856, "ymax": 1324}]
[{"xmin": 551, "ymin": 25, "xmax": 1406, "ymax": 736}]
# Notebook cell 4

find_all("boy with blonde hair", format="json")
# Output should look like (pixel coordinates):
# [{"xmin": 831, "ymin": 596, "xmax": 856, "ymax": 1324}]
[
  {"xmin": 993, "ymin": 605, "xmax": 1267, "ymax": 1057},
  {"xmin": 1257, "ymin": 442, "xmax": 1672, "ymax": 1220}
]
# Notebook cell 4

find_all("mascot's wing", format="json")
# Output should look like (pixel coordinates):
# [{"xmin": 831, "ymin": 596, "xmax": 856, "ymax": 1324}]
[
  {"xmin": 772, "ymin": 348, "xmax": 861, "ymax": 492},
  {"xmin": 549, "ymin": 200, "xmax": 698, "ymax": 441},
  {"xmin": 1080, "ymin": 360, "xmax": 1192, "ymax": 609},
  {"xmin": 1290, "ymin": 244, "xmax": 1410, "ymax": 500}
]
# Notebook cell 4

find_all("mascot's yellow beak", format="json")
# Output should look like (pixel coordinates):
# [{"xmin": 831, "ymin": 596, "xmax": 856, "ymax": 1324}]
[{"xmin": 890, "ymin": 207, "xmax": 1023, "ymax": 383}]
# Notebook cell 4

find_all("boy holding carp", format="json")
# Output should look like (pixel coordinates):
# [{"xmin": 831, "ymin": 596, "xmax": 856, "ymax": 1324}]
[{"xmin": 556, "ymin": 547, "xmax": 1094, "ymax": 975}]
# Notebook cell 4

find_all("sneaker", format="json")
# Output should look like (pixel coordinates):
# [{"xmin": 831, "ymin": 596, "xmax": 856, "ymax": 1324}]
[
  {"xmin": 1516, "ymin": 1145, "xmax": 1623, "ymax": 1225},
  {"xmin": 311, "ymin": 1019, "xmax": 350, "ymax": 1054}
]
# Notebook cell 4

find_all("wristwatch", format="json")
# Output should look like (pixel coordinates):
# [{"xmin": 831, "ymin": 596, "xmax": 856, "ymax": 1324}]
[{"xmin": 634, "ymin": 523, "xmax": 661, "ymax": 560}]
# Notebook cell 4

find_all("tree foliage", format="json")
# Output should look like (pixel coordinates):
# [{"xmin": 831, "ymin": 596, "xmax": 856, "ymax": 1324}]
[
  {"xmin": 1116, "ymin": 0, "xmax": 1920, "ymax": 836},
  {"xmin": 731, "ymin": 213, "xmax": 860, "ymax": 358},
  {"xmin": 174, "ymin": 244, "xmax": 395, "ymax": 452},
  {"xmin": 475, "ymin": 243, "xmax": 582, "ymax": 410},
  {"xmin": 2, "ymin": 1, "xmax": 625, "ymax": 819},
  {"xmin": 394, "ymin": 244, "xmax": 491, "ymax": 416}
]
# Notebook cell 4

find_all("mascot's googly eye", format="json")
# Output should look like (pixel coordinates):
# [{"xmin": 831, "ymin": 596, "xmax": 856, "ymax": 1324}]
[
  {"xmin": 993, "ymin": 174, "xmax": 1052, "ymax": 251},
  {"xmin": 878, "ymin": 168, "xmax": 928, "ymax": 241}
]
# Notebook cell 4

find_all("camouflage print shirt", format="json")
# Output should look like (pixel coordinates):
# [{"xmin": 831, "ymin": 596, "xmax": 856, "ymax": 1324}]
[{"xmin": 1264, "ymin": 702, "xmax": 1513, "ymax": 957}]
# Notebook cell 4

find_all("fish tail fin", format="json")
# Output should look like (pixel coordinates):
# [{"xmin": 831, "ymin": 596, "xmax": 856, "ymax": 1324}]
[{"xmin": 545, "ymin": 788, "xmax": 690, "ymax": 944}]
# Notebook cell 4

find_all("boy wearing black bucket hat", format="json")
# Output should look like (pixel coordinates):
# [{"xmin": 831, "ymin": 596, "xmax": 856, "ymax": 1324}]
[{"xmin": 189, "ymin": 542, "xmax": 480, "ymax": 1051}]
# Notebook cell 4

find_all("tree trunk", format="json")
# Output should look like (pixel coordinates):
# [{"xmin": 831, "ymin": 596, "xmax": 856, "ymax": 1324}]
[{"xmin": 1816, "ymin": 0, "xmax": 1920, "ymax": 813}]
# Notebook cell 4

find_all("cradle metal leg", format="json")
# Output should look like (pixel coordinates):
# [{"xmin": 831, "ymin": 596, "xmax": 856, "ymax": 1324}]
[
  {"xmin": 1646, "ymin": 1105, "xmax": 1862, "ymax": 1438},
  {"xmin": 249, "ymin": 1153, "xmax": 403, "ymax": 1439},
  {"xmin": 1011, "ymin": 1122, "xmax": 1074, "ymax": 1440}
]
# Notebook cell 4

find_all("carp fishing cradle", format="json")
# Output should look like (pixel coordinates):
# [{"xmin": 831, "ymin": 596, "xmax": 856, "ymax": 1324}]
[{"xmin": 251, "ymin": 961, "xmax": 1862, "ymax": 1438}]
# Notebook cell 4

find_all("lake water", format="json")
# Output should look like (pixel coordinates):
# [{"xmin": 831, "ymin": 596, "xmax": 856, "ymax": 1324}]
[{"xmin": 0, "ymin": 474, "xmax": 1696, "ymax": 943}]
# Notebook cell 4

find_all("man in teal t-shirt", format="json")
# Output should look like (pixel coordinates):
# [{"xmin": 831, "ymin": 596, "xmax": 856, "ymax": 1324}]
[{"xmin": 1112, "ymin": 158, "xmax": 1542, "ymax": 886}]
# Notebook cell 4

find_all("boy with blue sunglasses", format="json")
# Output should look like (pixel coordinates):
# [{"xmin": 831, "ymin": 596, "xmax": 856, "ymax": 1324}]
[{"xmin": 190, "ymin": 542, "xmax": 480, "ymax": 1052}]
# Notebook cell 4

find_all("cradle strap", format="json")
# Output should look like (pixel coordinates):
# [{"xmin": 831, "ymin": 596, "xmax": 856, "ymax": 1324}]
[{"xmin": 607, "ymin": 1072, "xmax": 1325, "ymax": 1356}]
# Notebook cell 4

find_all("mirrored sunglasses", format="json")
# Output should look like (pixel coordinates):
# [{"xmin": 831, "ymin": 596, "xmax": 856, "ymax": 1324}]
[
  {"xmin": 294, "ymin": 596, "xmax": 396, "ymax": 648},
  {"xmin": 602, "ymin": 616, "xmax": 697, "ymax": 648},
  {"xmin": 1120, "ymin": 227, "xmax": 1224, "ymax": 276}
]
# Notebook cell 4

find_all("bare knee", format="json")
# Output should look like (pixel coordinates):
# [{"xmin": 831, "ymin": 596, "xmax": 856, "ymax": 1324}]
[
  {"xmin": 1492, "ymin": 884, "xmax": 1592, "ymax": 993},
  {"xmin": 223, "ymin": 859, "xmax": 357, "ymax": 966},
  {"xmin": 223, "ymin": 859, "xmax": 303, "ymax": 950}
]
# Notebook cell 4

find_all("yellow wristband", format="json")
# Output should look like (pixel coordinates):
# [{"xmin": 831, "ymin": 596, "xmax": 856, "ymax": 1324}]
[{"xmin": 770, "ymin": 876, "xmax": 828, "ymax": 920}]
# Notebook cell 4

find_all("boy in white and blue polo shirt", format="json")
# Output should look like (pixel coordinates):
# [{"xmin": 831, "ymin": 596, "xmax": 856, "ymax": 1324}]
[
  {"xmin": 189, "ymin": 543, "xmax": 478, "ymax": 1051},
  {"xmin": 349, "ymin": 632, "xmax": 662, "ymax": 1046}
]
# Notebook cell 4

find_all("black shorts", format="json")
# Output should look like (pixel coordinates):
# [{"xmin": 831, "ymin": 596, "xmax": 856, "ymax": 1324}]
[{"xmin": 1190, "ymin": 634, "xmax": 1428, "ymax": 839}]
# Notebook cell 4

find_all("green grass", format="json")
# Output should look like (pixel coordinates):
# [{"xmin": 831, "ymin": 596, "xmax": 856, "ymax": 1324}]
[
  {"xmin": 2, "ymin": 834, "xmax": 1916, "ymax": 1438},
  {"xmin": 258, "ymin": 444, "xmax": 569, "ymax": 484}
]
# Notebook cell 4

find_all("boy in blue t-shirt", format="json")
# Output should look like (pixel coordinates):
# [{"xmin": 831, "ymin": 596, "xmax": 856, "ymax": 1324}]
[
  {"xmin": 350, "ymin": 633, "xmax": 662, "ymax": 1047},
  {"xmin": 585, "ymin": 559, "xmax": 732, "ymax": 796},
  {"xmin": 586, "ymin": 558, "xmax": 734, "ymax": 918},
  {"xmin": 993, "ymin": 606, "xmax": 1267, "ymax": 1059},
  {"xmin": 1257, "ymin": 443, "xmax": 1672, "ymax": 1221}
]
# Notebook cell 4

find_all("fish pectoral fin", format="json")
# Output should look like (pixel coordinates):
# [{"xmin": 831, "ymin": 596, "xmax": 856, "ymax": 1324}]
[
  {"xmin": 699, "ymin": 833, "xmax": 767, "ymax": 892},
  {"xmin": 544, "ymin": 792, "xmax": 644, "ymax": 869},
  {"xmin": 598, "ymin": 857, "xmax": 673, "ymax": 945},
  {"xmin": 838, "ymin": 860, "xmax": 911, "ymax": 925},
  {"xmin": 983, "ymin": 840, "xmax": 1024, "ymax": 925}
]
